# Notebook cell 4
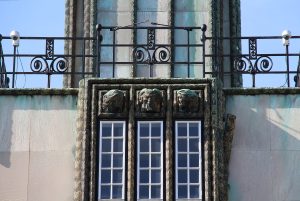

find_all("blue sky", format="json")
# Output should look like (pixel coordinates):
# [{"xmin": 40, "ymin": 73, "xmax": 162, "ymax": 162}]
[{"xmin": 0, "ymin": 0, "xmax": 300, "ymax": 87}]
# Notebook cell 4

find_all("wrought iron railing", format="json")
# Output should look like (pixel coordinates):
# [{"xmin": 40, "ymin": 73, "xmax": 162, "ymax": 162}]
[{"xmin": 0, "ymin": 24, "xmax": 300, "ymax": 88}]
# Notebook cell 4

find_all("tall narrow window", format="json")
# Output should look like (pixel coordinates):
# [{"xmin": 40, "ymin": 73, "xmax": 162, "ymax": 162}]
[
  {"xmin": 137, "ymin": 121, "xmax": 163, "ymax": 200},
  {"xmin": 98, "ymin": 121, "xmax": 125, "ymax": 200},
  {"xmin": 175, "ymin": 121, "xmax": 202, "ymax": 199}
]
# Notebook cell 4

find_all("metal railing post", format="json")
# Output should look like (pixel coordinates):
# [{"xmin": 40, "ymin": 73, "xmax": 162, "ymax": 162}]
[
  {"xmin": 201, "ymin": 24, "xmax": 207, "ymax": 78},
  {"xmin": 96, "ymin": 24, "xmax": 102, "ymax": 77},
  {"xmin": 12, "ymin": 46, "xmax": 17, "ymax": 88}
]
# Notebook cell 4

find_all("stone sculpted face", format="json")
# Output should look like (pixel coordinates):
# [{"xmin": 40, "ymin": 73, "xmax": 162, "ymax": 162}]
[
  {"xmin": 102, "ymin": 90, "xmax": 124, "ymax": 113},
  {"xmin": 139, "ymin": 88, "xmax": 162, "ymax": 113},
  {"xmin": 177, "ymin": 89, "xmax": 199, "ymax": 113}
]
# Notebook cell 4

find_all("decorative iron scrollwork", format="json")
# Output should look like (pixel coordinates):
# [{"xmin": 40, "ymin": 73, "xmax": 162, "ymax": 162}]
[
  {"xmin": 30, "ymin": 39, "xmax": 68, "ymax": 73},
  {"xmin": 234, "ymin": 56, "xmax": 273, "ymax": 73},
  {"xmin": 30, "ymin": 56, "xmax": 68, "ymax": 73},
  {"xmin": 249, "ymin": 38, "xmax": 257, "ymax": 60},
  {"xmin": 132, "ymin": 28, "xmax": 171, "ymax": 64}
]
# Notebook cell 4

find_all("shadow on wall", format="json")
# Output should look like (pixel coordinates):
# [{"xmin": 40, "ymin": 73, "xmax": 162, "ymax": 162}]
[
  {"xmin": 0, "ymin": 95, "xmax": 77, "ymax": 168},
  {"xmin": 226, "ymin": 94, "xmax": 300, "ymax": 201}
]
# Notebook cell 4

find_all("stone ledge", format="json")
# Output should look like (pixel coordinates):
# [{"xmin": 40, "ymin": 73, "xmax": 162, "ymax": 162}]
[
  {"xmin": 0, "ymin": 88, "xmax": 79, "ymax": 96},
  {"xmin": 223, "ymin": 88, "xmax": 300, "ymax": 95}
]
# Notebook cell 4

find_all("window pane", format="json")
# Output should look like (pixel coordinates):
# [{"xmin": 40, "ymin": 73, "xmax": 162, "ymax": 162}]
[
  {"xmin": 190, "ymin": 170, "xmax": 199, "ymax": 183},
  {"xmin": 101, "ymin": 185, "xmax": 110, "ymax": 199},
  {"xmin": 178, "ymin": 154, "xmax": 187, "ymax": 167},
  {"xmin": 140, "ymin": 139, "xmax": 149, "ymax": 152},
  {"xmin": 101, "ymin": 170, "xmax": 111, "ymax": 183},
  {"xmin": 178, "ymin": 185, "xmax": 187, "ymax": 198},
  {"xmin": 114, "ymin": 123, "xmax": 123, "ymax": 136},
  {"xmin": 139, "ymin": 185, "xmax": 149, "ymax": 199},
  {"xmin": 113, "ymin": 154, "xmax": 123, "ymax": 167},
  {"xmin": 102, "ymin": 154, "xmax": 111, "ymax": 168},
  {"xmin": 189, "ymin": 138, "xmax": 200, "ymax": 152},
  {"xmin": 113, "ymin": 139, "xmax": 123, "ymax": 152},
  {"xmin": 151, "ymin": 154, "xmax": 161, "ymax": 167},
  {"xmin": 112, "ymin": 185, "xmax": 122, "ymax": 198},
  {"xmin": 151, "ymin": 139, "xmax": 161, "ymax": 152},
  {"xmin": 178, "ymin": 123, "xmax": 187, "ymax": 136},
  {"xmin": 190, "ymin": 154, "xmax": 199, "ymax": 167},
  {"xmin": 178, "ymin": 138, "xmax": 187, "ymax": 152},
  {"xmin": 102, "ymin": 139, "xmax": 111, "ymax": 152},
  {"xmin": 151, "ymin": 185, "xmax": 161, "ymax": 198},
  {"xmin": 189, "ymin": 123, "xmax": 199, "ymax": 136},
  {"xmin": 140, "ymin": 123, "xmax": 149, "ymax": 137},
  {"xmin": 151, "ymin": 170, "xmax": 161, "ymax": 183},
  {"xmin": 190, "ymin": 185, "xmax": 200, "ymax": 198},
  {"xmin": 151, "ymin": 123, "xmax": 161, "ymax": 137},
  {"xmin": 102, "ymin": 123, "xmax": 112, "ymax": 137},
  {"xmin": 140, "ymin": 170, "xmax": 149, "ymax": 183},
  {"xmin": 140, "ymin": 154, "xmax": 149, "ymax": 167},
  {"xmin": 113, "ymin": 170, "xmax": 123, "ymax": 183},
  {"xmin": 178, "ymin": 169, "xmax": 187, "ymax": 183}
]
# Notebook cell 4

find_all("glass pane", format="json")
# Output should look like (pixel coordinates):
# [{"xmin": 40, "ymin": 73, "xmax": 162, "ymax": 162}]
[
  {"xmin": 140, "ymin": 154, "xmax": 149, "ymax": 167},
  {"xmin": 140, "ymin": 170, "xmax": 149, "ymax": 183},
  {"xmin": 101, "ymin": 170, "xmax": 111, "ymax": 183},
  {"xmin": 190, "ymin": 154, "xmax": 200, "ymax": 167},
  {"xmin": 140, "ymin": 123, "xmax": 149, "ymax": 137},
  {"xmin": 178, "ymin": 185, "xmax": 187, "ymax": 199},
  {"xmin": 178, "ymin": 123, "xmax": 187, "ymax": 136},
  {"xmin": 151, "ymin": 123, "xmax": 161, "ymax": 137},
  {"xmin": 114, "ymin": 123, "xmax": 123, "ymax": 136},
  {"xmin": 139, "ymin": 185, "xmax": 149, "ymax": 199},
  {"xmin": 189, "ymin": 138, "xmax": 200, "ymax": 152},
  {"xmin": 151, "ymin": 154, "xmax": 161, "ymax": 167},
  {"xmin": 178, "ymin": 138, "xmax": 187, "ymax": 152},
  {"xmin": 190, "ymin": 123, "xmax": 199, "ymax": 136},
  {"xmin": 151, "ymin": 139, "xmax": 161, "ymax": 152},
  {"xmin": 102, "ymin": 123, "xmax": 112, "ymax": 137},
  {"xmin": 151, "ymin": 185, "xmax": 161, "ymax": 198},
  {"xmin": 140, "ymin": 139, "xmax": 149, "ymax": 152},
  {"xmin": 178, "ymin": 169, "xmax": 187, "ymax": 183},
  {"xmin": 151, "ymin": 170, "xmax": 161, "ymax": 183},
  {"xmin": 190, "ymin": 170, "xmax": 199, "ymax": 183},
  {"xmin": 113, "ymin": 154, "xmax": 123, "ymax": 167},
  {"xmin": 190, "ymin": 185, "xmax": 200, "ymax": 198},
  {"xmin": 113, "ymin": 139, "xmax": 123, "ymax": 152},
  {"xmin": 102, "ymin": 139, "xmax": 111, "ymax": 152},
  {"xmin": 101, "ymin": 185, "xmax": 110, "ymax": 199},
  {"xmin": 112, "ymin": 185, "xmax": 123, "ymax": 199},
  {"xmin": 178, "ymin": 154, "xmax": 187, "ymax": 167},
  {"xmin": 113, "ymin": 170, "xmax": 123, "ymax": 183},
  {"xmin": 102, "ymin": 154, "xmax": 111, "ymax": 168}
]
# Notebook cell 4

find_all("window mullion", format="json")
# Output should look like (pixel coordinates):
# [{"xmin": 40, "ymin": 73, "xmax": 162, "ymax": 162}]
[
  {"xmin": 110, "ymin": 123, "xmax": 114, "ymax": 199},
  {"xmin": 187, "ymin": 122, "xmax": 190, "ymax": 199},
  {"xmin": 149, "ymin": 123, "xmax": 152, "ymax": 199}
]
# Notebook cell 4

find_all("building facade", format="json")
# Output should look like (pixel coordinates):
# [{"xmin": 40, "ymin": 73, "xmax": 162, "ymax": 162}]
[{"xmin": 64, "ymin": 1, "xmax": 240, "ymax": 201}]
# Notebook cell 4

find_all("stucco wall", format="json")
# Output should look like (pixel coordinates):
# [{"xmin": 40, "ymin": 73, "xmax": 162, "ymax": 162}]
[
  {"xmin": 0, "ymin": 90, "xmax": 78, "ymax": 201},
  {"xmin": 226, "ymin": 90, "xmax": 300, "ymax": 201}
]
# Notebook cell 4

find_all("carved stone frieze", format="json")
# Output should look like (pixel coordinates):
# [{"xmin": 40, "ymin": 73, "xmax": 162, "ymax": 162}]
[
  {"xmin": 101, "ymin": 89, "xmax": 125, "ymax": 113},
  {"xmin": 176, "ymin": 89, "xmax": 199, "ymax": 113},
  {"xmin": 138, "ymin": 88, "xmax": 163, "ymax": 113}
]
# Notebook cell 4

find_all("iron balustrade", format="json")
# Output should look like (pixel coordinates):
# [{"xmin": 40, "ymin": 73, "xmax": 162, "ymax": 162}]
[{"xmin": 0, "ymin": 24, "xmax": 300, "ymax": 88}]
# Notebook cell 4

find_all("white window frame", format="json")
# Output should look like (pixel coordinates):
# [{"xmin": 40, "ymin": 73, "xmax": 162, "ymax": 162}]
[
  {"xmin": 98, "ymin": 121, "xmax": 126, "ymax": 200},
  {"xmin": 175, "ymin": 121, "xmax": 202, "ymax": 200},
  {"xmin": 137, "ymin": 121, "xmax": 164, "ymax": 200}
]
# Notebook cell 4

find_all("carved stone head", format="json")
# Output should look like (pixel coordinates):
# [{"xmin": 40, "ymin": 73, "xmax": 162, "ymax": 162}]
[
  {"xmin": 177, "ymin": 89, "xmax": 199, "ymax": 113},
  {"xmin": 102, "ymin": 89, "xmax": 124, "ymax": 113},
  {"xmin": 139, "ymin": 88, "xmax": 162, "ymax": 113}
]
